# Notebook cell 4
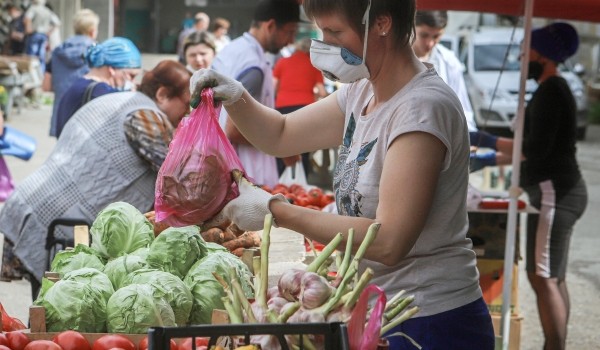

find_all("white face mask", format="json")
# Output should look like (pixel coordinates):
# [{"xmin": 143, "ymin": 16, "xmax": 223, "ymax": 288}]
[
  {"xmin": 117, "ymin": 79, "xmax": 135, "ymax": 92},
  {"xmin": 310, "ymin": 0, "xmax": 371, "ymax": 83}
]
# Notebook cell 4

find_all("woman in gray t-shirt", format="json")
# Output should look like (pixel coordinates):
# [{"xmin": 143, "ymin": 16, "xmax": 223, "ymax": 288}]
[{"xmin": 190, "ymin": 0, "xmax": 494, "ymax": 348}]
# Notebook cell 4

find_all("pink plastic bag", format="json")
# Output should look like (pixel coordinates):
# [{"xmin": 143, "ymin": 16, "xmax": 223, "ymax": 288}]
[
  {"xmin": 0, "ymin": 156, "xmax": 14, "ymax": 202},
  {"xmin": 347, "ymin": 284, "xmax": 387, "ymax": 350},
  {"xmin": 154, "ymin": 89, "xmax": 245, "ymax": 227}
]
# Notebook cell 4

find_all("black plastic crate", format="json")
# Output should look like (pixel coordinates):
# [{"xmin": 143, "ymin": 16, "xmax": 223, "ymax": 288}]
[{"xmin": 148, "ymin": 322, "xmax": 350, "ymax": 350}]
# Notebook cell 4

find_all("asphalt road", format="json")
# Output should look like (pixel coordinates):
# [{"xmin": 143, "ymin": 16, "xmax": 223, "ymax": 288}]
[{"xmin": 1, "ymin": 61, "xmax": 599, "ymax": 348}]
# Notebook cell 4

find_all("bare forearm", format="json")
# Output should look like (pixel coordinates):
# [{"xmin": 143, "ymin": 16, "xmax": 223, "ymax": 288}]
[
  {"xmin": 271, "ymin": 200, "xmax": 373, "ymax": 255},
  {"xmin": 496, "ymin": 137, "xmax": 514, "ymax": 155},
  {"xmin": 269, "ymin": 200, "xmax": 409, "ymax": 265}
]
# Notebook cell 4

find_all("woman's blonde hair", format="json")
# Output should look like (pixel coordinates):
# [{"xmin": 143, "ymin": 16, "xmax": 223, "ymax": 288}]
[{"xmin": 73, "ymin": 9, "xmax": 100, "ymax": 36}]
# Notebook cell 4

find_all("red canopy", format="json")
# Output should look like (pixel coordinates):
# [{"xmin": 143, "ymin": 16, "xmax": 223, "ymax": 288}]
[{"xmin": 417, "ymin": 0, "xmax": 600, "ymax": 23}]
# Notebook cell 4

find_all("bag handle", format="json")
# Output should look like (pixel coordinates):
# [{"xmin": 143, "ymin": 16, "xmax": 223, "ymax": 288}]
[{"xmin": 81, "ymin": 81, "xmax": 100, "ymax": 105}]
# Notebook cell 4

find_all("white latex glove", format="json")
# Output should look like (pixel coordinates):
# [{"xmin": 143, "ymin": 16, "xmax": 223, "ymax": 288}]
[
  {"xmin": 204, "ymin": 170, "xmax": 287, "ymax": 231},
  {"xmin": 190, "ymin": 68, "xmax": 244, "ymax": 108}
]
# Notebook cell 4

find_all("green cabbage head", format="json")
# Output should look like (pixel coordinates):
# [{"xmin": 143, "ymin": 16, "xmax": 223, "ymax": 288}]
[
  {"xmin": 106, "ymin": 283, "xmax": 176, "ymax": 333},
  {"xmin": 123, "ymin": 268, "xmax": 193, "ymax": 326},
  {"xmin": 184, "ymin": 251, "xmax": 253, "ymax": 324},
  {"xmin": 34, "ymin": 279, "xmax": 108, "ymax": 332},
  {"xmin": 91, "ymin": 202, "xmax": 154, "ymax": 259},
  {"xmin": 102, "ymin": 254, "xmax": 147, "ymax": 290},
  {"xmin": 50, "ymin": 244, "xmax": 105, "ymax": 277},
  {"xmin": 146, "ymin": 226, "xmax": 208, "ymax": 279},
  {"xmin": 62, "ymin": 267, "xmax": 114, "ymax": 303}
]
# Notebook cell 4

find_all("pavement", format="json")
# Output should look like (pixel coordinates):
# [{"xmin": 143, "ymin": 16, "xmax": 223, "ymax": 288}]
[{"xmin": 1, "ymin": 54, "xmax": 600, "ymax": 349}]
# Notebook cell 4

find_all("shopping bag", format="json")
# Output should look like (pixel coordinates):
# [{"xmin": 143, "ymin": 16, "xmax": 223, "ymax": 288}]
[
  {"xmin": 154, "ymin": 88, "xmax": 245, "ymax": 227},
  {"xmin": 347, "ymin": 284, "xmax": 387, "ymax": 350},
  {"xmin": 0, "ymin": 156, "xmax": 14, "ymax": 202},
  {"xmin": 0, "ymin": 302, "xmax": 26, "ymax": 331},
  {"xmin": 279, "ymin": 161, "xmax": 308, "ymax": 188},
  {"xmin": 0, "ymin": 125, "xmax": 37, "ymax": 161}
]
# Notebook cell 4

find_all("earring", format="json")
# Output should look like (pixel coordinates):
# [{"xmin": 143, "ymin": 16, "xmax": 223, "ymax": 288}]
[{"xmin": 381, "ymin": 32, "xmax": 387, "ymax": 36}]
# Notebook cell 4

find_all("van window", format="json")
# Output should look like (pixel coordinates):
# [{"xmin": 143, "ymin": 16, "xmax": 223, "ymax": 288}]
[{"xmin": 474, "ymin": 44, "xmax": 521, "ymax": 71}]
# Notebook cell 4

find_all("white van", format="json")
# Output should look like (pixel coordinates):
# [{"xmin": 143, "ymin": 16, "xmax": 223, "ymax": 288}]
[{"xmin": 459, "ymin": 27, "xmax": 588, "ymax": 139}]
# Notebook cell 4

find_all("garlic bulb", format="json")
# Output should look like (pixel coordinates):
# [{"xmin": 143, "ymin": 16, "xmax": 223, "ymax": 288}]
[
  {"xmin": 299, "ymin": 272, "xmax": 334, "ymax": 309},
  {"xmin": 250, "ymin": 301, "xmax": 267, "ymax": 323},
  {"xmin": 267, "ymin": 296, "xmax": 288, "ymax": 314},
  {"xmin": 267, "ymin": 285, "xmax": 281, "ymax": 299},
  {"xmin": 278, "ymin": 269, "xmax": 306, "ymax": 302}
]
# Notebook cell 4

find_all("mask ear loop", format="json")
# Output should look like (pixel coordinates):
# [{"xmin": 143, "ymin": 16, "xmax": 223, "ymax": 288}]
[{"xmin": 360, "ymin": 0, "xmax": 372, "ymax": 62}]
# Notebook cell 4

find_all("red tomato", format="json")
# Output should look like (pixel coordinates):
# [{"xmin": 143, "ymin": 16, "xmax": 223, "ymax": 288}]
[
  {"xmin": 288, "ymin": 184, "xmax": 305, "ymax": 195},
  {"xmin": 178, "ymin": 337, "xmax": 209, "ymax": 350},
  {"xmin": 320, "ymin": 193, "xmax": 335, "ymax": 208},
  {"xmin": 6, "ymin": 331, "xmax": 30, "ymax": 350},
  {"xmin": 271, "ymin": 187, "xmax": 288, "ymax": 196},
  {"xmin": 305, "ymin": 205, "xmax": 321, "ymax": 211},
  {"xmin": 273, "ymin": 184, "xmax": 288, "ymax": 192},
  {"xmin": 295, "ymin": 195, "xmax": 309, "ymax": 207},
  {"xmin": 23, "ymin": 340, "xmax": 62, "ymax": 350},
  {"xmin": 0, "ymin": 334, "xmax": 8, "ymax": 346},
  {"xmin": 307, "ymin": 188, "xmax": 323, "ymax": 206},
  {"xmin": 260, "ymin": 185, "xmax": 272, "ymax": 193},
  {"xmin": 284, "ymin": 193, "xmax": 296, "ymax": 204},
  {"xmin": 308, "ymin": 188, "xmax": 323, "ymax": 197},
  {"xmin": 91, "ymin": 335, "xmax": 135, "ymax": 350},
  {"xmin": 0, "ymin": 346, "xmax": 12, "ymax": 350},
  {"xmin": 138, "ymin": 336, "xmax": 177, "ymax": 350},
  {"xmin": 52, "ymin": 331, "xmax": 90, "ymax": 350}
]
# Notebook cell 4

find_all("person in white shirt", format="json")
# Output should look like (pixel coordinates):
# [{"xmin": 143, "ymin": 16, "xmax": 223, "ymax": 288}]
[
  {"xmin": 208, "ymin": 0, "xmax": 300, "ymax": 187},
  {"xmin": 413, "ymin": 10, "xmax": 477, "ymax": 132}
]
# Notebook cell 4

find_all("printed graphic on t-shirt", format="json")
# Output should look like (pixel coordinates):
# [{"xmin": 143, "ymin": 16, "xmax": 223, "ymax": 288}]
[{"xmin": 334, "ymin": 114, "xmax": 377, "ymax": 217}]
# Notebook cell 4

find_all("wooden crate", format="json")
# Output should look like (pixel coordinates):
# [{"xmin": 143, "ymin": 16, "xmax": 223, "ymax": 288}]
[{"xmin": 23, "ymin": 306, "xmax": 229, "ymax": 348}]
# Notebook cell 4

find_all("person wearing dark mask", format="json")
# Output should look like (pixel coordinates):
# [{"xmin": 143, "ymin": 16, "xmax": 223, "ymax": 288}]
[
  {"xmin": 469, "ymin": 22, "xmax": 587, "ymax": 350},
  {"xmin": 54, "ymin": 37, "xmax": 142, "ymax": 138},
  {"xmin": 191, "ymin": 0, "xmax": 495, "ymax": 348}
]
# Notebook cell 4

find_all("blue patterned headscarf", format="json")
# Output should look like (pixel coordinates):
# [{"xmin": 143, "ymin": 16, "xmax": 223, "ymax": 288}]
[{"xmin": 86, "ymin": 37, "xmax": 142, "ymax": 68}]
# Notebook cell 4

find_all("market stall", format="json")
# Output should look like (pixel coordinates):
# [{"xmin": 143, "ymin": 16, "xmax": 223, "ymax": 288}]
[{"xmin": 0, "ymin": 202, "xmax": 417, "ymax": 350}]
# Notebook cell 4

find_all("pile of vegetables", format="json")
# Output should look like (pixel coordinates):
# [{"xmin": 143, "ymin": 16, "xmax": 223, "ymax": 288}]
[
  {"xmin": 261, "ymin": 184, "xmax": 334, "ymax": 210},
  {"xmin": 32, "ymin": 201, "xmax": 253, "ymax": 335},
  {"xmin": 0, "ymin": 330, "xmax": 266, "ymax": 350},
  {"xmin": 214, "ymin": 215, "xmax": 420, "ymax": 350}
]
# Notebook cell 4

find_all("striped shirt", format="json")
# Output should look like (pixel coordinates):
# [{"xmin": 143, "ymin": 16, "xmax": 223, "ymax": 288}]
[{"xmin": 124, "ymin": 109, "xmax": 175, "ymax": 171}]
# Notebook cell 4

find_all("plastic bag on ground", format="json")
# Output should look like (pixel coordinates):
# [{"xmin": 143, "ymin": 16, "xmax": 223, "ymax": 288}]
[{"xmin": 155, "ymin": 88, "xmax": 245, "ymax": 227}]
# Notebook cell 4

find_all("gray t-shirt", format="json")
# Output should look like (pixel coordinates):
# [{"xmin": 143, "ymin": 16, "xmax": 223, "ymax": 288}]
[
  {"xmin": 25, "ymin": 4, "xmax": 60, "ymax": 34},
  {"xmin": 335, "ymin": 66, "xmax": 482, "ymax": 316}
]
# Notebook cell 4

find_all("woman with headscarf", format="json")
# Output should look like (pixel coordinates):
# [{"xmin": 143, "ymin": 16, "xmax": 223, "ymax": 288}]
[
  {"xmin": 54, "ymin": 36, "xmax": 142, "ymax": 138},
  {"xmin": 0, "ymin": 60, "xmax": 191, "ymax": 298}
]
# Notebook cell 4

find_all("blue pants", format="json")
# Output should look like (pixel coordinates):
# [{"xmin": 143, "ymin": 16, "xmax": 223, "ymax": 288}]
[
  {"xmin": 384, "ymin": 298, "xmax": 495, "ymax": 349},
  {"xmin": 25, "ymin": 32, "xmax": 48, "ymax": 73}
]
